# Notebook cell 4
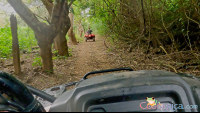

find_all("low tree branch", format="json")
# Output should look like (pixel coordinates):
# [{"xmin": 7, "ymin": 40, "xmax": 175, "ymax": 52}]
[
  {"xmin": 50, "ymin": 0, "xmax": 65, "ymax": 32},
  {"xmin": 7, "ymin": 0, "xmax": 49, "ymax": 35},
  {"xmin": 59, "ymin": 0, "xmax": 70, "ymax": 33},
  {"xmin": 41, "ymin": 0, "xmax": 53, "ymax": 16}
]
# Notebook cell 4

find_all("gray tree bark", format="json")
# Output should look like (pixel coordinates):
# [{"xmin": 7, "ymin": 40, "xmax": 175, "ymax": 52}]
[
  {"xmin": 42, "ymin": 0, "xmax": 71, "ymax": 56},
  {"xmin": 8, "ymin": 0, "xmax": 73, "ymax": 71}
]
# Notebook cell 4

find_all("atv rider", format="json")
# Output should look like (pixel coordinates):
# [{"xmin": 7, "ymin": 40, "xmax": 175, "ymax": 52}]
[{"xmin": 87, "ymin": 27, "xmax": 92, "ymax": 35}]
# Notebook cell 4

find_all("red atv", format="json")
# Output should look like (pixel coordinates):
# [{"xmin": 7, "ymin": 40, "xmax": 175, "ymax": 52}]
[{"xmin": 84, "ymin": 33, "xmax": 95, "ymax": 42}]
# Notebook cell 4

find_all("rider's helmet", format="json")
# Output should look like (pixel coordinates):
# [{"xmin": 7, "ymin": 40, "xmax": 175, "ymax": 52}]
[{"xmin": 0, "ymin": 71, "xmax": 45, "ymax": 112}]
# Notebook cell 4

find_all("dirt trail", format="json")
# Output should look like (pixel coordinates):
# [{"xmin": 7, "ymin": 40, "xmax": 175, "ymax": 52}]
[
  {"xmin": 1, "ymin": 35, "xmax": 199, "ymax": 90},
  {"xmin": 0, "ymin": 35, "xmax": 118, "ymax": 90},
  {"xmin": 69, "ymin": 35, "xmax": 113, "ymax": 80}
]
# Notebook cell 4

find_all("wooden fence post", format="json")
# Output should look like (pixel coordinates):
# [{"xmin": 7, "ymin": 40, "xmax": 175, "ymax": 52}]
[{"xmin": 10, "ymin": 14, "xmax": 21, "ymax": 75}]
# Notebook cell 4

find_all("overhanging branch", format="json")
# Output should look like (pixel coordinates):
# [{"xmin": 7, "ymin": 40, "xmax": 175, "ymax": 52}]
[
  {"xmin": 57, "ymin": 0, "xmax": 71, "ymax": 33},
  {"xmin": 7, "ymin": 0, "xmax": 50, "ymax": 35},
  {"xmin": 41, "ymin": 0, "xmax": 53, "ymax": 16},
  {"xmin": 50, "ymin": 0, "xmax": 65, "ymax": 31}
]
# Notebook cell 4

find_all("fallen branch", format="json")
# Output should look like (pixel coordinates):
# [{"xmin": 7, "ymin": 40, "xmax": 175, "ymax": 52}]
[
  {"xmin": 153, "ymin": 50, "xmax": 196, "ymax": 59},
  {"xmin": 193, "ymin": 71, "xmax": 200, "ymax": 73},
  {"xmin": 160, "ymin": 46, "xmax": 172, "ymax": 60},
  {"xmin": 161, "ymin": 64, "xmax": 178, "ymax": 73},
  {"xmin": 137, "ymin": 63, "xmax": 177, "ymax": 73},
  {"xmin": 39, "ymin": 72, "xmax": 51, "ymax": 78}
]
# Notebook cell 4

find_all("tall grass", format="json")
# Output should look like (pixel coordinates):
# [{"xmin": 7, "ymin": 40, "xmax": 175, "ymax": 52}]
[
  {"xmin": 0, "ymin": 27, "xmax": 37, "ymax": 58},
  {"xmin": 0, "ymin": 26, "xmax": 83, "ymax": 59}
]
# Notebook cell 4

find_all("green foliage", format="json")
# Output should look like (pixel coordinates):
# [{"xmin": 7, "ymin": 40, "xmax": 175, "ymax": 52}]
[
  {"xmin": 52, "ymin": 47, "xmax": 73, "ymax": 60},
  {"xmin": 107, "ymin": 48, "xmax": 112, "ymax": 52},
  {"xmin": 73, "ymin": 0, "xmax": 112, "ymax": 36},
  {"xmin": 52, "ymin": 50, "xmax": 68, "ymax": 59},
  {"xmin": 53, "ymin": 55, "xmax": 68, "ymax": 60},
  {"xmin": 0, "ymin": 26, "xmax": 37, "ymax": 58},
  {"xmin": 32, "ymin": 56, "xmax": 42, "ymax": 67},
  {"xmin": 45, "ymin": 70, "xmax": 53, "ymax": 74},
  {"xmin": 0, "ymin": 27, "xmax": 12, "ymax": 58},
  {"xmin": 68, "ymin": 47, "xmax": 73, "ymax": 57},
  {"xmin": 52, "ymin": 50, "xmax": 58, "ymax": 55},
  {"xmin": 69, "ymin": 7, "xmax": 75, "ymax": 14},
  {"xmin": 75, "ymin": 34, "xmax": 83, "ymax": 43},
  {"xmin": 66, "ymin": 34, "xmax": 70, "ymax": 40},
  {"xmin": 73, "ymin": 0, "xmax": 200, "ymax": 53},
  {"xmin": 25, "ymin": 55, "xmax": 30, "ymax": 58}
]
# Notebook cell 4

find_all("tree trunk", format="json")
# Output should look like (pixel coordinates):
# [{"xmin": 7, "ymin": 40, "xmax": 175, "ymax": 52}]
[
  {"xmin": 54, "ymin": 31, "xmax": 69, "ymax": 56},
  {"xmin": 10, "ymin": 14, "xmax": 21, "ymax": 75},
  {"xmin": 54, "ymin": 12, "xmax": 71, "ymax": 56},
  {"xmin": 36, "ymin": 34, "xmax": 54, "ymax": 71},
  {"xmin": 40, "ymin": 44, "xmax": 53, "ymax": 72},
  {"xmin": 42, "ymin": 1, "xmax": 71, "ymax": 56},
  {"xmin": 78, "ymin": 19, "xmax": 84, "ymax": 38},
  {"xmin": 80, "ymin": 31, "xmax": 83, "ymax": 37},
  {"xmin": 68, "ymin": 7, "xmax": 78, "ymax": 45},
  {"xmin": 68, "ymin": 30, "xmax": 77, "ymax": 45},
  {"xmin": 8, "ymin": 0, "xmax": 73, "ymax": 72}
]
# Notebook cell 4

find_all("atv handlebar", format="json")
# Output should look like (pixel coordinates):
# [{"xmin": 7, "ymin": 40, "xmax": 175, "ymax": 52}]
[{"xmin": 26, "ymin": 84, "xmax": 56, "ymax": 103}]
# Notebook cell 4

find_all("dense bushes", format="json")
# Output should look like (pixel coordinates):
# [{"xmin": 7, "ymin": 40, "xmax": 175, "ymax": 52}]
[
  {"xmin": 0, "ymin": 27, "xmax": 37, "ymax": 58},
  {"xmin": 74, "ymin": 0, "xmax": 200, "ymax": 54}
]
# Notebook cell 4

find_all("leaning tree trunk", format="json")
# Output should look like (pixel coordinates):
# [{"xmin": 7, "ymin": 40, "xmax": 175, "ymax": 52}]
[
  {"xmin": 52, "ymin": 7, "xmax": 71, "ymax": 56},
  {"xmin": 78, "ymin": 19, "xmax": 84, "ymax": 38},
  {"xmin": 54, "ymin": 31, "xmax": 69, "ymax": 56},
  {"xmin": 68, "ymin": 7, "xmax": 78, "ymax": 45},
  {"xmin": 80, "ymin": 30, "xmax": 83, "ymax": 37},
  {"xmin": 53, "ymin": 10, "xmax": 71, "ymax": 56}
]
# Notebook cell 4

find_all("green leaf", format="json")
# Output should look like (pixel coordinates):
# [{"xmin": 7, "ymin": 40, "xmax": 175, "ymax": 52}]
[{"xmin": 70, "ymin": 7, "xmax": 75, "ymax": 14}]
